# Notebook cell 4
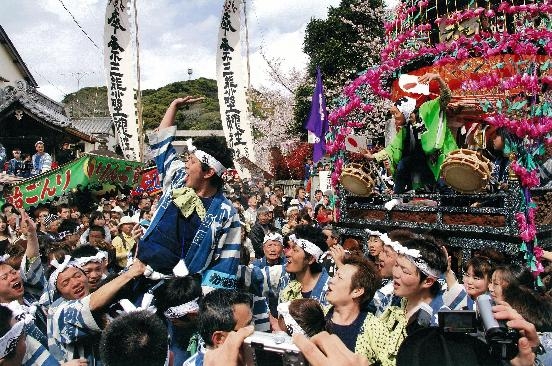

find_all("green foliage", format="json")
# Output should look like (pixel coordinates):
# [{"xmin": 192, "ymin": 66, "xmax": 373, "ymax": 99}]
[
  {"xmin": 141, "ymin": 78, "xmax": 221, "ymax": 130},
  {"xmin": 62, "ymin": 86, "xmax": 110, "ymax": 118},
  {"xmin": 293, "ymin": 0, "xmax": 385, "ymax": 133},
  {"xmin": 64, "ymin": 78, "xmax": 223, "ymax": 131}
]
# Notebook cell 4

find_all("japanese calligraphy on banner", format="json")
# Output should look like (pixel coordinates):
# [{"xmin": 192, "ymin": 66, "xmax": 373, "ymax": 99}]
[
  {"xmin": 4, "ymin": 155, "xmax": 143, "ymax": 209},
  {"xmin": 104, "ymin": 0, "xmax": 140, "ymax": 161},
  {"xmin": 216, "ymin": 0, "xmax": 256, "ymax": 164}
]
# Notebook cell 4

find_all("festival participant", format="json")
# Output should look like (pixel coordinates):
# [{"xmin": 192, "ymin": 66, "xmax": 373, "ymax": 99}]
[
  {"xmin": 378, "ymin": 235, "xmax": 448, "ymax": 356},
  {"xmin": 0, "ymin": 215, "xmax": 10, "ymax": 252},
  {"xmin": 318, "ymin": 226, "xmax": 341, "ymax": 276},
  {"xmin": 295, "ymin": 188, "xmax": 309, "ymax": 210},
  {"xmin": 110, "ymin": 216, "xmax": 137, "ymax": 270},
  {"xmin": 443, "ymin": 249, "xmax": 504, "ymax": 311},
  {"xmin": 488, "ymin": 263, "xmax": 533, "ymax": 303},
  {"xmin": 364, "ymin": 73, "xmax": 458, "ymax": 195},
  {"xmin": 183, "ymin": 289, "xmax": 253, "ymax": 366},
  {"xmin": 56, "ymin": 141, "xmax": 75, "ymax": 165},
  {"xmin": 56, "ymin": 205, "xmax": 71, "ymax": 221},
  {"xmin": 136, "ymin": 97, "xmax": 240, "ymax": 290},
  {"xmin": 70, "ymin": 246, "xmax": 106, "ymax": 292},
  {"xmin": 366, "ymin": 229, "xmax": 384, "ymax": 262},
  {"xmin": 0, "ymin": 210, "xmax": 47, "ymax": 346},
  {"xmin": 100, "ymin": 310, "xmax": 171, "ymax": 366},
  {"xmin": 248, "ymin": 206, "xmax": 274, "ymax": 258},
  {"xmin": 31, "ymin": 141, "xmax": 52, "ymax": 176},
  {"xmin": 279, "ymin": 225, "xmax": 330, "ymax": 306},
  {"xmin": 6, "ymin": 148, "xmax": 25, "ymax": 177},
  {"xmin": 281, "ymin": 206, "xmax": 299, "ymax": 236},
  {"xmin": 252, "ymin": 232, "xmax": 285, "ymax": 268},
  {"xmin": 156, "ymin": 274, "xmax": 203, "ymax": 366},
  {"xmin": 47, "ymin": 256, "xmax": 146, "ymax": 363},
  {"xmin": 370, "ymin": 231, "xmax": 407, "ymax": 316},
  {"xmin": 324, "ymin": 254, "xmax": 393, "ymax": 365},
  {"xmin": 277, "ymin": 298, "xmax": 325, "ymax": 337},
  {"xmin": 243, "ymin": 195, "xmax": 258, "ymax": 227},
  {"xmin": 78, "ymin": 212, "xmax": 112, "ymax": 247}
]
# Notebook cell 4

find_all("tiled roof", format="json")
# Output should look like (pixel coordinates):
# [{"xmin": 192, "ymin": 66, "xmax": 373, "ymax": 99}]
[
  {"xmin": 70, "ymin": 117, "xmax": 113, "ymax": 136},
  {"xmin": 0, "ymin": 81, "xmax": 70, "ymax": 128}
]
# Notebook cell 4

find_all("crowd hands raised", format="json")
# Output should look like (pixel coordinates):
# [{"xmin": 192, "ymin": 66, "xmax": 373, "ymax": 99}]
[
  {"xmin": 0, "ymin": 96, "xmax": 549, "ymax": 366},
  {"xmin": 0, "ymin": 190, "xmax": 550, "ymax": 366}
]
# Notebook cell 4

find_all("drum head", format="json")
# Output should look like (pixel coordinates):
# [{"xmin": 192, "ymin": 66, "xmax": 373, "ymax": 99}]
[
  {"xmin": 442, "ymin": 164, "xmax": 487, "ymax": 193},
  {"xmin": 340, "ymin": 174, "xmax": 373, "ymax": 195}
]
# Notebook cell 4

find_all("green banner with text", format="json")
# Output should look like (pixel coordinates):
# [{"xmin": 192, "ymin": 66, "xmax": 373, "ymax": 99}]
[{"xmin": 4, "ymin": 154, "xmax": 143, "ymax": 209}]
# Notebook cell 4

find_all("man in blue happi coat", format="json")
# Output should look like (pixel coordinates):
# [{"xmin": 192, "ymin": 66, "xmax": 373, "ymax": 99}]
[{"xmin": 136, "ymin": 96, "xmax": 241, "ymax": 291}]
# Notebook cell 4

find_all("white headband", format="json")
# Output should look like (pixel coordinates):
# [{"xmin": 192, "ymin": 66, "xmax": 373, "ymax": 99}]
[
  {"xmin": 380, "ymin": 233, "xmax": 403, "ymax": 252},
  {"xmin": 277, "ymin": 302, "xmax": 305, "ymax": 336},
  {"xmin": 394, "ymin": 245, "xmax": 442, "ymax": 279},
  {"xmin": 263, "ymin": 232, "xmax": 283, "ymax": 246},
  {"xmin": 163, "ymin": 297, "xmax": 200, "ymax": 319},
  {"xmin": 48, "ymin": 255, "xmax": 77, "ymax": 300},
  {"xmin": 289, "ymin": 234, "xmax": 323, "ymax": 261},
  {"xmin": 185, "ymin": 139, "xmax": 227, "ymax": 176},
  {"xmin": 395, "ymin": 97, "xmax": 416, "ymax": 122},
  {"xmin": 118, "ymin": 293, "xmax": 156, "ymax": 315},
  {"xmin": 0, "ymin": 319, "xmax": 24, "ymax": 359},
  {"xmin": 4, "ymin": 301, "xmax": 36, "ymax": 326},
  {"xmin": 365, "ymin": 229, "xmax": 383, "ymax": 237},
  {"xmin": 73, "ymin": 252, "xmax": 106, "ymax": 267}
]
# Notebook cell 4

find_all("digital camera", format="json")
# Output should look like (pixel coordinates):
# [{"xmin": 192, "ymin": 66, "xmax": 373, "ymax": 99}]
[
  {"xmin": 438, "ymin": 294, "xmax": 520, "ymax": 360},
  {"xmin": 243, "ymin": 331, "xmax": 306, "ymax": 366}
]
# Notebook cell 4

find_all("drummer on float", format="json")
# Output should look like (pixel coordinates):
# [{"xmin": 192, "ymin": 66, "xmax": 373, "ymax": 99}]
[{"xmin": 363, "ymin": 73, "xmax": 458, "ymax": 195}]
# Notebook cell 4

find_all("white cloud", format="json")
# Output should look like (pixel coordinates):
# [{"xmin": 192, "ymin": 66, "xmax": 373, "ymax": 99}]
[{"xmin": 1, "ymin": 0, "xmax": 342, "ymax": 101}]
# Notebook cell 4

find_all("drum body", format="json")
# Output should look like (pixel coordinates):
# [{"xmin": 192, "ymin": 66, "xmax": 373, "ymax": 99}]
[
  {"xmin": 339, "ymin": 163, "xmax": 375, "ymax": 196},
  {"xmin": 441, "ymin": 149, "xmax": 492, "ymax": 193}
]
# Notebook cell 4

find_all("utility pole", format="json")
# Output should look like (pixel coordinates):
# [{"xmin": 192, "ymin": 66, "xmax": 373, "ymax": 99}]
[{"xmin": 62, "ymin": 71, "xmax": 92, "ymax": 118}]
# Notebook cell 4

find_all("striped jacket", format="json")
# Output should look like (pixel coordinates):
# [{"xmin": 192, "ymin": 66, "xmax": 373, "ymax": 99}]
[{"xmin": 139, "ymin": 126, "xmax": 241, "ymax": 290}]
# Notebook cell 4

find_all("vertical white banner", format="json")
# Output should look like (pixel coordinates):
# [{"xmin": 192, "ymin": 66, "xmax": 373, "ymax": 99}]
[
  {"xmin": 216, "ymin": 0, "xmax": 256, "ymax": 167},
  {"xmin": 104, "ymin": 0, "xmax": 140, "ymax": 161}
]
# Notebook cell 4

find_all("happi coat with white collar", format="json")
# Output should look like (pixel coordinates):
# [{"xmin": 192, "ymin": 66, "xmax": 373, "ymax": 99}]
[{"xmin": 138, "ymin": 126, "xmax": 241, "ymax": 289}]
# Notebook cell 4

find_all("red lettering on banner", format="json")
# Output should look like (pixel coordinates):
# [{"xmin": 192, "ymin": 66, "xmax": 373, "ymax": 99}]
[
  {"xmin": 56, "ymin": 173, "xmax": 62, "ymax": 185},
  {"xmin": 10, "ymin": 187, "xmax": 24, "ymax": 208},
  {"xmin": 26, "ymin": 183, "xmax": 37, "ymax": 191},
  {"xmin": 63, "ymin": 170, "xmax": 71, "ymax": 190},
  {"xmin": 39, "ymin": 178, "xmax": 57, "ymax": 200}
]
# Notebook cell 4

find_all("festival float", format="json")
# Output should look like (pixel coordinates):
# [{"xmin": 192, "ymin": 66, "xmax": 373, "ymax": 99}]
[{"xmin": 329, "ymin": 0, "xmax": 552, "ymax": 279}]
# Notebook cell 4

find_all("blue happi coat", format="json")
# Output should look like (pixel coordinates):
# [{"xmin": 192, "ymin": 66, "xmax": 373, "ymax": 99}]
[{"xmin": 139, "ymin": 126, "xmax": 241, "ymax": 289}]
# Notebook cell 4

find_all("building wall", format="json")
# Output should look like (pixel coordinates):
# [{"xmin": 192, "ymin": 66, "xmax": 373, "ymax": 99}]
[{"xmin": 0, "ymin": 46, "xmax": 25, "ymax": 86}]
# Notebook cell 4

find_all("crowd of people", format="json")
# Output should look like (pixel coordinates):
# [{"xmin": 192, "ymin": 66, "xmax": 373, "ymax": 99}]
[
  {"xmin": 0, "ymin": 96, "xmax": 549, "ymax": 366},
  {"xmin": 0, "ymin": 141, "xmax": 76, "ymax": 179}
]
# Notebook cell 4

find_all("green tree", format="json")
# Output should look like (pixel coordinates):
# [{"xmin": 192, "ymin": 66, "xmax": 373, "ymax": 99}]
[{"xmin": 294, "ymin": 0, "xmax": 386, "ymax": 133}]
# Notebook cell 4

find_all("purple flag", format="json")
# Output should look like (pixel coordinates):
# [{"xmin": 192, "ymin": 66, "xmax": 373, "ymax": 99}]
[{"xmin": 305, "ymin": 67, "xmax": 328, "ymax": 163}]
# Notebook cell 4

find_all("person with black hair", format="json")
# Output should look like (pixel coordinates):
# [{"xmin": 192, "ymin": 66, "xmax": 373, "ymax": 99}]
[
  {"xmin": 100, "ymin": 310, "xmax": 170, "ymax": 366},
  {"xmin": 0, "ymin": 210, "xmax": 48, "ymax": 349},
  {"xmin": 378, "ymin": 235, "xmax": 448, "ymax": 358},
  {"xmin": 248, "ymin": 206, "xmax": 274, "ymax": 259},
  {"xmin": 184, "ymin": 288, "xmax": 253, "ymax": 366},
  {"xmin": 364, "ymin": 73, "xmax": 458, "ymax": 195},
  {"xmin": 279, "ymin": 225, "xmax": 330, "ymax": 306},
  {"xmin": 444, "ymin": 248, "xmax": 505, "ymax": 311},
  {"xmin": 156, "ymin": 274, "xmax": 203, "ymax": 366},
  {"xmin": 71, "ymin": 245, "xmax": 105, "ymax": 292},
  {"xmin": 0, "ymin": 305, "xmax": 27, "ymax": 366},
  {"xmin": 47, "ymin": 256, "xmax": 146, "ymax": 363},
  {"xmin": 277, "ymin": 298, "xmax": 325, "ymax": 338},
  {"xmin": 324, "ymin": 254, "xmax": 393, "ymax": 365},
  {"xmin": 78, "ymin": 212, "xmax": 111, "ymax": 246},
  {"xmin": 135, "ymin": 97, "xmax": 241, "ymax": 291}
]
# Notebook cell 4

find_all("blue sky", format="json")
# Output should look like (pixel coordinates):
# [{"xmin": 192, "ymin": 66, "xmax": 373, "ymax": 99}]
[{"xmin": 1, "ymin": 0, "xmax": 342, "ymax": 101}]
